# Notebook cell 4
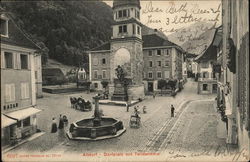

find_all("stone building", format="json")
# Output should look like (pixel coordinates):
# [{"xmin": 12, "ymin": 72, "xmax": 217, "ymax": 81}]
[
  {"xmin": 1, "ymin": 13, "xmax": 42, "ymax": 148},
  {"xmin": 88, "ymin": 0, "xmax": 184, "ymax": 97},
  {"xmin": 195, "ymin": 28, "xmax": 221, "ymax": 95},
  {"xmin": 216, "ymin": 0, "xmax": 249, "ymax": 151},
  {"xmin": 142, "ymin": 34, "xmax": 184, "ymax": 93}
]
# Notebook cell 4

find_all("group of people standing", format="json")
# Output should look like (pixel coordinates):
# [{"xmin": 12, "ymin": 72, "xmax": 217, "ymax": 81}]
[{"xmin": 51, "ymin": 114, "xmax": 68, "ymax": 133}]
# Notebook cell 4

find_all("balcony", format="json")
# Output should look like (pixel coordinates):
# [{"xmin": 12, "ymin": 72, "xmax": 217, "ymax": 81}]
[{"xmin": 198, "ymin": 77, "xmax": 217, "ymax": 82}]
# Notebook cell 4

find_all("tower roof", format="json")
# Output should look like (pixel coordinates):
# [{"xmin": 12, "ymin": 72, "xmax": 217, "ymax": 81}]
[{"xmin": 113, "ymin": 0, "xmax": 141, "ymax": 9}]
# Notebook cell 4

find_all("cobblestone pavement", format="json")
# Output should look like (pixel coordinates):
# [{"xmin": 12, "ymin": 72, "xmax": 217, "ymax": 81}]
[{"xmin": 8, "ymin": 79, "xmax": 225, "ymax": 158}]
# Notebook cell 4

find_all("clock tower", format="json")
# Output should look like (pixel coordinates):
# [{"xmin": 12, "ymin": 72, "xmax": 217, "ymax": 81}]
[{"xmin": 109, "ymin": 0, "xmax": 145, "ymax": 100}]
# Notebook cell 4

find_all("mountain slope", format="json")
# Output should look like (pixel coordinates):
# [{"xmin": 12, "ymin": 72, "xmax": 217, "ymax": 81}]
[
  {"xmin": 167, "ymin": 22, "xmax": 217, "ymax": 54},
  {"xmin": 1, "ymin": 1, "xmax": 113, "ymax": 67}
]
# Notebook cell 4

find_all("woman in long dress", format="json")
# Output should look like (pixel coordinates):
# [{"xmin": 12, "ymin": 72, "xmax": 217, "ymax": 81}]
[
  {"xmin": 58, "ymin": 114, "xmax": 64, "ymax": 129},
  {"xmin": 51, "ymin": 118, "xmax": 57, "ymax": 133}
]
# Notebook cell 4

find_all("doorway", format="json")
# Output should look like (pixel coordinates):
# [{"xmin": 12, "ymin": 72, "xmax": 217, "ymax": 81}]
[{"xmin": 148, "ymin": 82, "xmax": 153, "ymax": 92}]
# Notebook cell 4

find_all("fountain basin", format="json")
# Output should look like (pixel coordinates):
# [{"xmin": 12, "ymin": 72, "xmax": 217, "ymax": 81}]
[{"xmin": 67, "ymin": 117, "xmax": 126, "ymax": 141}]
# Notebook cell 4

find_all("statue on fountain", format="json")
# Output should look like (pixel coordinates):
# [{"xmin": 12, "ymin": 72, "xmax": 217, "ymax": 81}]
[{"xmin": 115, "ymin": 65, "xmax": 125, "ymax": 82}]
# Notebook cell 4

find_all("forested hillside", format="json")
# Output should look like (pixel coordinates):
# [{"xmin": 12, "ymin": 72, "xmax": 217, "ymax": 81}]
[{"xmin": 1, "ymin": 1, "xmax": 113, "ymax": 67}]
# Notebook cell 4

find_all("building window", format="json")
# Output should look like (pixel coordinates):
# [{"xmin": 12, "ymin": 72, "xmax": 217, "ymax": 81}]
[
  {"xmin": 94, "ymin": 71, "xmax": 98, "ymax": 79},
  {"xmin": 157, "ymin": 72, "xmax": 162, "ymax": 78},
  {"xmin": 119, "ymin": 25, "xmax": 127, "ymax": 33},
  {"xmin": 17, "ymin": 121, "xmax": 21, "ymax": 128},
  {"xmin": 149, "ymin": 61, "xmax": 153, "ymax": 67},
  {"xmin": 148, "ymin": 72, "xmax": 153, "ymax": 79},
  {"xmin": 132, "ymin": 24, "xmax": 135, "ymax": 34},
  {"xmin": 202, "ymin": 84, "xmax": 208, "ymax": 91},
  {"xmin": 4, "ymin": 52, "xmax": 13, "ymax": 68},
  {"xmin": 23, "ymin": 117, "xmax": 31, "ymax": 127},
  {"xmin": 203, "ymin": 72, "xmax": 208, "ymax": 78},
  {"xmin": 122, "ymin": 10, "xmax": 127, "ymax": 17},
  {"xmin": 157, "ymin": 50, "xmax": 161, "ymax": 56},
  {"xmin": 118, "ymin": 9, "xmax": 129, "ymax": 18},
  {"xmin": 165, "ymin": 61, "xmax": 169, "ymax": 67},
  {"xmin": 102, "ymin": 70, "xmax": 106, "ymax": 79},
  {"xmin": 118, "ymin": 10, "xmax": 123, "ymax": 18},
  {"xmin": 93, "ymin": 58, "xmax": 98, "ymax": 66},
  {"xmin": 20, "ymin": 54, "xmax": 28, "ymax": 69},
  {"xmin": 166, "ymin": 49, "xmax": 171, "ymax": 56},
  {"xmin": 137, "ymin": 26, "xmax": 140, "ymax": 35},
  {"xmin": 102, "ymin": 58, "xmax": 106, "ymax": 65},
  {"xmin": 157, "ymin": 61, "xmax": 161, "ymax": 67},
  {"xmin": 94, "ymin": 83, "xmax": 98, "ymax": 88},
  {"xmin": 21, "ymin": 82, "xmax": 29, "ymax": 99},
  {"xmin": 5, "ymin": 84, "xmax": 15, "ymax": 102},
  {"xmin": 164, "ymin": 71, "xmax": 170, "ymax": 79},
  {"xmin": 148, "ymin": 50, "xmax": 153, "ymax": 56},
  {"xmin": 0, "ymin": 18, "xmax": 8, "ymax": 36}
]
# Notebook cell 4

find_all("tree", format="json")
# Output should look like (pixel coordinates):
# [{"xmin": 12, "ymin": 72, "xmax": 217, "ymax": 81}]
[
  {"xmin": 168, "ymin": 79, "xmax": 177, "ymax": 91},
  {"xmin": 158, "ymin": 79, "xmax": 167, "ymax": 96},
  {"xmin": 101, "ymin": 81, "xmax": 109, "ymax": 92}
]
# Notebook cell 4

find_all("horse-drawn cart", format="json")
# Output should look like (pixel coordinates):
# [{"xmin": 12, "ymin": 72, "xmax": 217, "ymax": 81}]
[{"xmin": 70, "ymin": 97, "xmax": 92, "ymax": 111}]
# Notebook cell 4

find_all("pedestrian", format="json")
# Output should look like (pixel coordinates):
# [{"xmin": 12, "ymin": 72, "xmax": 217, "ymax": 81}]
[
  {"xmin": 134, "ymin": 106, "xmax": 137, "ymax": 114},
  {"xmin": 51, "ymin": 118, "xmax": 57, "ymax": 133},
  {"xmin": 58, "ymin": 114, "xmax": 64, "ymax": 129},
  {"xmin": 143, "ymin": 106, "xmax": 147, "ymax": 114},
  {"xmin": 171, "ymin": 105, "xmax": 175, "ymax": 117},
  {"xmin": 63, "ymin": 115, "xmax": 68, "ymax": 128},
  {"xmin": 153, "ymin": 92, "xmax": 156, "ymax": 99}
]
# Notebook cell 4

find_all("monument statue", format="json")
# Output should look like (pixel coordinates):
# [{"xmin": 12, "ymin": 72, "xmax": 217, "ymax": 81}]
[{"xmin": 115, "ymin": 65, "xmax": 125, "ymax": 82}]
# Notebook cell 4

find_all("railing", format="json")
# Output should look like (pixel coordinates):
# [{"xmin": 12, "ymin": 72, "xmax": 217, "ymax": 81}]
[{"xmin": 198, "ymin": 78, "xmax": 217, "ymax": 81}]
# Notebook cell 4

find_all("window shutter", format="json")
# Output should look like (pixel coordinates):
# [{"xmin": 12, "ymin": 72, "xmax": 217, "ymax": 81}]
[
  {"xmin": 13, "ymin": 53, "xmax": 17, "ymax": 69},
  {"xmin": 26, "ymin": 83, "xmax": 30, "ymax": 98},
  {"xmin": 11, "ymin": 84, "xmax": 15, "ymax": 101},
  {"xmin": 5, "ymin": 85, "xmax": 9, "ymax": 102},
  {"xmin": 1, "ymin": 51, "xmax": 5, "ymax": 68},
  {"xmin": 16, "ymin": 53, "xmax": 21, "ymax": 69},
  {"xmin": 21, "ymin": 83, "xmax": 25, "ymax": 99},
  {"xmin": 27, "ymin": 54, "xmax": 30, "ymax": 69}
]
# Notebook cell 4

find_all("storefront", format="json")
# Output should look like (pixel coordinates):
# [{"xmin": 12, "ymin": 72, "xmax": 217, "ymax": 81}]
[
  {"xmin": 4, "ymin": 107, "xmax": 41, "ymax": 141},
  {"xmin": 1, "ymin": 114, "xmax": 17, "ymax": 147}
]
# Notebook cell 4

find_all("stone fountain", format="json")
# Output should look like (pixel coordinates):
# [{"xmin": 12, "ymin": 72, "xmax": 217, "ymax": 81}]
[{"xmin": 67, "ymin": 96, "xmax": 126, "ymax": 140}]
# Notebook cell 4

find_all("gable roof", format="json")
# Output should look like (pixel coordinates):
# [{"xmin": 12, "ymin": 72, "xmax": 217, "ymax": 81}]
[
  {"xmin": 1, "ymin": 13, "xmax": 40, "ymax": 50},
  {"xmin": 195, "ymin": 26, "xmax": 222, "ymax": 62},
  {"xmin": 90, "ymin": 42, "xmax": 111, "ymax": 51},
  {"xmin": 142, "ymin": 34, "xmax": 177, "ymax": 48}
]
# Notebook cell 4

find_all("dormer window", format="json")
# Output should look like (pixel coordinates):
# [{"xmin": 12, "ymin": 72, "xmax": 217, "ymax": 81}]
[{"xmin": 0, "ymin": 16, "xmax": 8, "ymax": 37}]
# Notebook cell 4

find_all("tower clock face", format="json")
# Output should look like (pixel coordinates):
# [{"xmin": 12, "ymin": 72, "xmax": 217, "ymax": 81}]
[{"xmin": 114, "ymin": 48, "xmax": 131, "ymax": 77}]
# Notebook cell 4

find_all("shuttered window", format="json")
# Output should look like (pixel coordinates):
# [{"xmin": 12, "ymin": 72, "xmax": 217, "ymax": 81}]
[
  {"xmin": 5, "ymin": 84, "xmax": 15, "ymax": 102},
  {"xmin": 21, "ymin": 82, "xmax": 30, "ymax": 99}
]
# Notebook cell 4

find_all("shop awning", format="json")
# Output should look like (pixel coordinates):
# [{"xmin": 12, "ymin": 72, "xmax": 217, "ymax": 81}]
[
  {"xmin": 1, "ymin": 114, "xmax": 17, "ymax": 128},
  {"xmin": 4, "ymin": 107, "xmax": 42, "ymax": 121}
]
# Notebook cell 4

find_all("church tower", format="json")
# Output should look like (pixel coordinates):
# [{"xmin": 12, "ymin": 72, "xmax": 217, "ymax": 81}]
[{"xmin": 109, "ymin": 0, "xmax": 144, "ymax": 100}]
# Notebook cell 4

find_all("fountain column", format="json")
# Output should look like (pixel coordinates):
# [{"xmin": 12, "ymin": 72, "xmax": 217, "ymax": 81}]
[{"xmin": 93, "ymin": 95, "xmax": 101, "ymax": 127}]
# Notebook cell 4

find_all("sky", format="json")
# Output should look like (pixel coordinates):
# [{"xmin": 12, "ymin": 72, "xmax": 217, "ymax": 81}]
[{"xmin": 104, "ymin": 0, "xmax": 222, "ymax": 35}]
